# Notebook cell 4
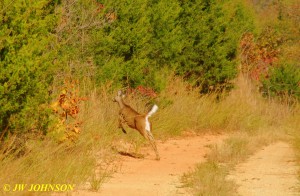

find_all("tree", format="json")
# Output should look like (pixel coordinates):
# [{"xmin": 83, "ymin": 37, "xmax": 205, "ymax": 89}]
[
  {"xmin": 92, "ymin": 0, "xmax": 254, "ymax": 92},
  {"xmin": 0, "ymin": 0, "xmax": 58, "ymax": 135},
  {"xmin": 177, "ymin": 0, "xmax": 254, "ymax": 92}
]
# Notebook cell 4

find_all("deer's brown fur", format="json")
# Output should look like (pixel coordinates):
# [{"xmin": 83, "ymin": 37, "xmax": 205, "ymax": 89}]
[{"xmin": 113, "ymin": 90, "xmax": 160, "ymax": 160}]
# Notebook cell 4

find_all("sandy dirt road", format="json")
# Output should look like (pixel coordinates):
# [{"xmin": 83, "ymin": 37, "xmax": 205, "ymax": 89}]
[
  {"xmin": 98, "ymin": 134, "xmax": 225, "ymax": 196},
  {"xmin": 228, "ymin": 141, "xmax": 299, "ymax": 196},
  {"xmin": 71, "ymin": 136, "xmax": 299, "ymax": 196}
]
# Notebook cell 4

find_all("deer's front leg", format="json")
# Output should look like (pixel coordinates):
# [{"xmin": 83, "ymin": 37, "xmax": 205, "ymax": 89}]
[{"xmin": 118, "ymin": 114, "xmax": 127, "ymax": 134}]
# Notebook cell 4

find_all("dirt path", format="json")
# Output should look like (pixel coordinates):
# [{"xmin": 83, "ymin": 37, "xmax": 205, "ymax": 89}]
[
  {"xmin": 228, "ymin": 141, "xmax": 299, "ymax": 196},
  {"xmin": 72, "ymin": 136, "xmax": 299, "ymax": 196},
  {"xmin": 97, "ymin": 134, "xmax": 225, "ymax": 196}
]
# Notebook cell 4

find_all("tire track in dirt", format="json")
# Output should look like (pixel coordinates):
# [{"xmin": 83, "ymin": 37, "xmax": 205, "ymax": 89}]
[
  {"xmin": 228, "ymin": 141, "xmax": 299, "ymax": 196},
  {"xmin": 97, "ymin": 134, "xmax": 225, "ymax": 196}
]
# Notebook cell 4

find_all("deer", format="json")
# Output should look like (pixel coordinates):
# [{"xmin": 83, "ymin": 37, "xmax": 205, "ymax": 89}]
[{"xmin": 113, "ymin": 90, "xmax": 160, "ymax": 160}]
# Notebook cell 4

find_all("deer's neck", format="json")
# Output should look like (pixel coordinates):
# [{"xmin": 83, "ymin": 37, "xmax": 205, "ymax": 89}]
[{"xmin": 117, "ymin": 99, "xmax": 126, "ymax": 109}]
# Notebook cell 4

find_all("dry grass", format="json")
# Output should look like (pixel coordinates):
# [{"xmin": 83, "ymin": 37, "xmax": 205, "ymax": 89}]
[
  {"xmin": 0, "ymin": 74, "xmax": 299, "ymax": 195},
  {"xmin": 182, "ymin": 161, "xmax": 237, "ymax": 196},
  {"xmin": 180, "ymin": 74, "xmax": 299, "ymax": 195},
  {"xmin": 181, "ymin": 128, "xmax": 293, "ymax": 195},
  {"xmin": 0, "ymin": 140, "xmax": 94, "ymax": 195}
]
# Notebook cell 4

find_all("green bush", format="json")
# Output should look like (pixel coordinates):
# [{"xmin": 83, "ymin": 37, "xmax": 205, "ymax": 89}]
[
  {"xmin": 261, "ymin": 63, "xmax": 300, "ymax": 101},
  {"xmin": 92, "ymin": 0, "xmax": 254, "ymax": 92},
  {"xmin": 0, "ymin": 0, "xmax": 58, "ymax": 134},
  {"xmin": 177, "ymin": 0, "xmax": 255, "ymax": 92}
]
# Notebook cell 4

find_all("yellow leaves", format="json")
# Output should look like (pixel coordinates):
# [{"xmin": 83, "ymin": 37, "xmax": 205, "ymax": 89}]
[
  {"xmin": 50, "ymin": 79, "xmax": 86, "ymax": 143},
  {"xmin": 50, "ymin": 101, "xmax": 59, "ymax": 113},
  {"xmin": 73, "ymin": 126, "xmax": 80, "ymax": 134}
]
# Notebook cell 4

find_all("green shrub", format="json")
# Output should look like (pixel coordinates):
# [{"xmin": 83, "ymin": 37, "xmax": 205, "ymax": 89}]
[
  {"xmin": 261, "ymin": 63, "xmax": 300, "ymax": 101},
  {"xmin": 0, "ymin": 0, "xmax": 58, "ymax": 134},
  {"xmin": 176, "ymin": 0, "xmax": 255, "ymax": 92},
  {"xmin": 92, "ymin": 0, "xmax": 254, "ymax": 92}
]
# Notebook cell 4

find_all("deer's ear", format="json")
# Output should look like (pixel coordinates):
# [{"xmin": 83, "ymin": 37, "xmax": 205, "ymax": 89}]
[{"xmin": 117, "ymin": 90, "xmax": 122, "ymax": 96}]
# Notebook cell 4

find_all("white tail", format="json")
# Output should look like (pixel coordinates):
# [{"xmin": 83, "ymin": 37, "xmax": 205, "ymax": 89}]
[
  {"xmin": 145, "ymin": 105, "xmax": 158, "ymax": 132},
  {"xmin": 146, "ymin": 104, "xmax": 158, "ymax": 118},
  {"xmin": 113, "ymin": 90, "xmax": 160, "ymax": 160}
]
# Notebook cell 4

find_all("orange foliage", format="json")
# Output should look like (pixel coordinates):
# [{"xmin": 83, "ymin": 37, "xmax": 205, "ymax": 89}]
[
  {"xmin": 51, "ymin": 79, "xmax": 87, "ymax": 142},
  {"xmin": 240, "ymin": 28, "xmax": 281, "ymax": 81},
  {"xmin": 126, "ymin": 86, "xmax": 158, "ymax": 99}
]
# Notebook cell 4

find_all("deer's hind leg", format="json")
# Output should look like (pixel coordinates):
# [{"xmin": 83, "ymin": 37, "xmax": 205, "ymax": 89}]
[
  {"xmin": 146, "ymin": 130, "xmax": 160, "ymax": 161},
  {"xmin": 135, "ymin": 117, "xmax": 160, "ymax": 160}
]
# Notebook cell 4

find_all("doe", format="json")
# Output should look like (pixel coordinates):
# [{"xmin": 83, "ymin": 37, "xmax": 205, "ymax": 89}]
[{"xmin": 113, "ymin": 90, "xmax": 160, "ymax": 160}]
